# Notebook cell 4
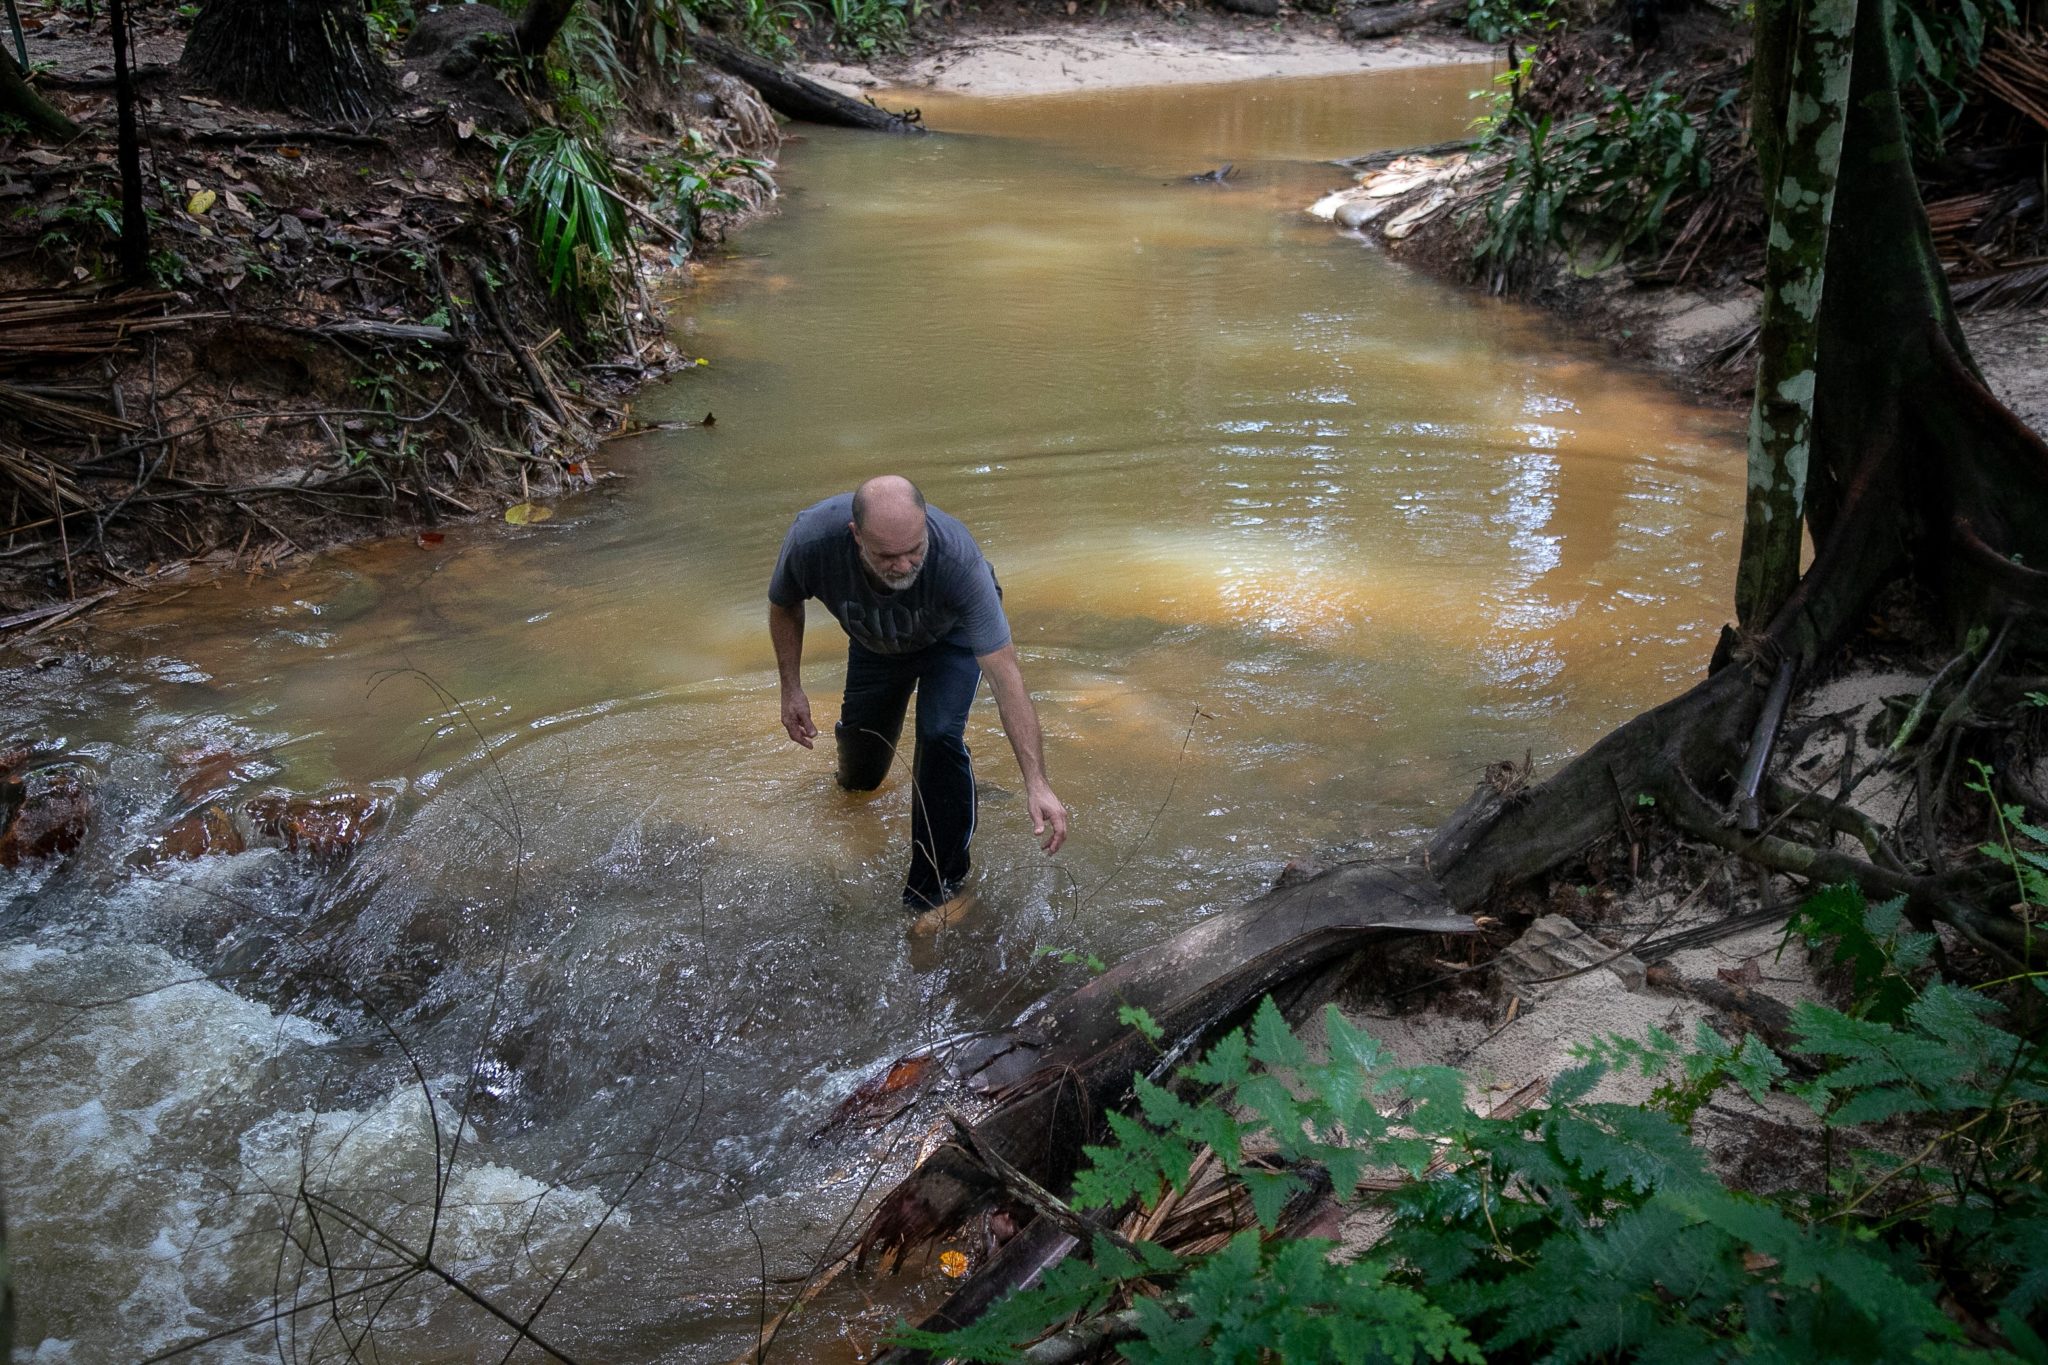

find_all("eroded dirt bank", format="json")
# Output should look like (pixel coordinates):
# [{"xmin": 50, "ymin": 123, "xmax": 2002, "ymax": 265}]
[{"xmin": 0, "ymin": 0, "xmax": 783, "ymax": 629}]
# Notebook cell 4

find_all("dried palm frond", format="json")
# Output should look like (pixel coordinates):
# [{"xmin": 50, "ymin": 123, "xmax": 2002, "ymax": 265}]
[{"xmin": 1953, "ymin": 259, "xmax": 2048, "ymax": 313}]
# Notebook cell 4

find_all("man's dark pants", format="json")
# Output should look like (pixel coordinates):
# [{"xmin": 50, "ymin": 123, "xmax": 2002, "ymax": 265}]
[{"xmin": 835, "ymin": 641, "xmax": 981, "ymax": 908}]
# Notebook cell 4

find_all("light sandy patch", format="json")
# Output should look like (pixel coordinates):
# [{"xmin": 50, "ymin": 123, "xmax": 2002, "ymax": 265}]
[
  {"xmin": 808, "ymin": 19, "xmax": 1491, "ymax": 97},
  {"xmin": 1965, "ymin": 305, "xmax": 2048, "ymax": 438}
]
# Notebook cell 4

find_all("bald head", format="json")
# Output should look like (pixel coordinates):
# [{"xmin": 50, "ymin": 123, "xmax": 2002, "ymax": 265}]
[
  {"xmin": 851, "ymin": 475, "xmax": 925, "ymax": 535},
  {"xmin": 849, "ymin": 475, "xmax": 929, "ymax": 590}
]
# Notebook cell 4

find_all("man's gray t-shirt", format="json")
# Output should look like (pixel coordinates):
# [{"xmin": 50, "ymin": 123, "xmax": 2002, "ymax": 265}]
[{"xmin": 768, "ymin": 494, "xmax": 1011, "ymax": 657}]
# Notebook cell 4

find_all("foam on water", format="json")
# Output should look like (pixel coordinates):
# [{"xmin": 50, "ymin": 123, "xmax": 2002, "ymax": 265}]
[{"xmin": 1, "ymin": 940, "xmax": 622, "ymax": 1361}]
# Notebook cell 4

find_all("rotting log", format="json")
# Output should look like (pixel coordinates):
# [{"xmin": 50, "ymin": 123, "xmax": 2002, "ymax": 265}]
[
  {"xmin": 1340, "ymin": 0, "xmax": 1460, "ymax": 41},
  {"xmin": 856, "ymin": 863, "xmax": 1472, "ymax": 1274},
  {"xmin": 311, "ymin": 319, "xmax": 463, "ymax": 350},
  {"xmin": 682, "ymin": 32, "xmax": 925, "ymax": 134},
  {"xmin": 0, "ymin": 53, "xmax": 79, "ymax": 141}
]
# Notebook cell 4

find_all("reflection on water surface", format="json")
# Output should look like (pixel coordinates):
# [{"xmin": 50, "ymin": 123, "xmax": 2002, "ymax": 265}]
[{"xmin": 1, "ymin": 63, "xmax": 1741, "ymax": 1359}]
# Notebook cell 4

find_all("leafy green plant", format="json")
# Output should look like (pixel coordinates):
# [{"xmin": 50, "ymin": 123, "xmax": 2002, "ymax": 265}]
[
  {"xmin": 1468, "ymin": 50, "xmax": 1536, "ymax": 139},
  {"xmin": 495, "ymin": 127, "xmax": 627, "ymax": 299},
  {"xmin": 1471, "ymin": 77, "xmax": 1714, "ymax": 286},
  {"xmin": 364, "ymin": 0, "xmax": 420, "ymax": 45},
  {"xmin": 32, "ymin": 190, "xmax": 161, "ymax": 282},
  {"xmin": 553, "ymin": 4, "xmax": 632, "ymax": 128},
  {"xmin": 1577, "ymin": 1018, "xmax": 1786, "ymax": 1129},
  {"xmin": 1785, "ymin": 884, "xmax": 1934, "ymax": 1024},
  {"xmin": 825, "ymin": 0, "xmax": 911, "ymax": 58},
  {"xmin": 1968, "ymin": 761, "xmax": 2048, "ymax": 955},
  {"xmin": 1891, "ymin": 0, "xmax": 2020, "ymax": 156},
  {"xmin": 894, "ymin": 923, "xmax": 2048, "ymax": 1364},
  {"xmin": 596, "ymin": 0, "xmax": 697, "ymax": 77},
  {"xmin": 649, "ymin": 140, "xmax": 773, "ymax": 254},
  {"xmin": 1464, "ymin": 0, "xmax": 1554, "ymax": 44},
  {"xmin": 739, "ymin": 0, "xmax": 818, "ymax": 55}
]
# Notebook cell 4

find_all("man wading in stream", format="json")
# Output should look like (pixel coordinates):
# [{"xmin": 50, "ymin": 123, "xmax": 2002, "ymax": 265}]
[{"xmin": 768, "ymin": 475, "xmax": 1069, "ymax": 912}]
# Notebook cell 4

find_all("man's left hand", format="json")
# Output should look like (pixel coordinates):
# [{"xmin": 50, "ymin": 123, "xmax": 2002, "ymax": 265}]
[{"xmin": 1029, "ymin": 784, "xmax": 1068, "ymax": 854}]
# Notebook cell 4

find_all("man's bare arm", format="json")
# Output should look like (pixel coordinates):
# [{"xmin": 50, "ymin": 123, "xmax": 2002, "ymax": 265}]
[
  {"xmin": 978, "ymin": 643, "xmax": 1068, "ymax": 853},
  {"xmin": 769, "ymin": 601, "xmax": 817, "ymax": 748}
]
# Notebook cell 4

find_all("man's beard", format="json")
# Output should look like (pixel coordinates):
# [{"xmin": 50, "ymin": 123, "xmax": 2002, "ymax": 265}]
[{"xmin": 864, "ymin": 557, "xmax": 923, "ymax": 591}]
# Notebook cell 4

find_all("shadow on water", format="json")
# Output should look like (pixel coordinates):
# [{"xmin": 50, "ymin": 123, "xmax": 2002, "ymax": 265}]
[{"xmin": 0, "ymin": 62, "xmax": 1744, "ymax": 1360}]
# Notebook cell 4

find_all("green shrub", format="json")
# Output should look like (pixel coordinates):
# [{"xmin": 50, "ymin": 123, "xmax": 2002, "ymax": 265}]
[
  {"xmin": 1471, "ymin": 77, "xmax": 1716, "ymax": 284},
  {"xmin": 1892, "ymin": 0, "xmax": 2020, "ymax": 156},
  {"xmin": 495, "ymin": 127, "xmax": 627, "ymax": 300},
  {"xmin": 893, "ymin": 887, "xmax": 2048, "ymax": 1363},
  {"xmin": 1464, "ymin": 0, "xmax": 1555, "ymax": 44},
  {"xmin": 650, "ymin": 137, "xmax": 775, "ymax": 255},
  {"xmin": 825, "ymin": 0, "xmax": 912, "ymax": 57}
]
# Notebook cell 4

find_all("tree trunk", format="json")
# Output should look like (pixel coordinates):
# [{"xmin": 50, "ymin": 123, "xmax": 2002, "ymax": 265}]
[
  {"xmin": 109, "ymin": 0, "xmax": 148, "ymax": 286},
  {"xmin": 181, "ymin": 0, "xmax": 392, "ymax": 122},
  {"xmin": 1, "ymin": 1198, "xmax": 11, "ymax": 1364},
  {"xmin": 0, "ymin": 53, "xmax": 79, "ymax": 140},
  {"xmin": 515, "ymin": 0, "xmax": 579, "ymax": 59},
  {"xmin": 1735, "ymin": 0, "xmax": 1857, "ymax": 629}
]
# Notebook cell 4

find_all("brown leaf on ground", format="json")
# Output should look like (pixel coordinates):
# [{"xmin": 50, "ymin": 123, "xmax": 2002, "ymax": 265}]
[{"xmin": 1716, "ymin": 957, "xmax": 1762, "ymax": 987}]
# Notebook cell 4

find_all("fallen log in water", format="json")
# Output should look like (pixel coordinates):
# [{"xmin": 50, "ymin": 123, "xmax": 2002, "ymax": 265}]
[
  {"xmin": 683, "ymin": 32, "xmax": 925, "ymax": 134},
  {"xmin": 853, "ymin": 861, "xmax": 1471, "ymax": 1355}
]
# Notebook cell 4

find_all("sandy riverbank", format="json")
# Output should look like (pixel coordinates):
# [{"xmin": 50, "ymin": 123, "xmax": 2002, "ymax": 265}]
[{"xmin": 808, "ymin": 13, "xmax": 1491, "ymax": 97}]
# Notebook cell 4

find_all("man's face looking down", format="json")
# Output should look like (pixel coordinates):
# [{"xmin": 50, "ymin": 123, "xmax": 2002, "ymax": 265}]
[{"xmin": 851, "ymin": 516, "xmax": 927, "ymax": 591}]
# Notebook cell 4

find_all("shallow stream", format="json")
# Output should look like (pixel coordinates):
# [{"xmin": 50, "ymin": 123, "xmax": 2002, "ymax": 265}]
[{"xmin": 0, "ymin": 63, "xmax": 1742, "ymax": 1361}]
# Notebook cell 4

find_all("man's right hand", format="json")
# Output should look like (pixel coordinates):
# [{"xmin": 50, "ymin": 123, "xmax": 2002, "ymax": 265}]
[{"xmin": 781, "ymin": 687, "xmax": 818, "ymax": 749}]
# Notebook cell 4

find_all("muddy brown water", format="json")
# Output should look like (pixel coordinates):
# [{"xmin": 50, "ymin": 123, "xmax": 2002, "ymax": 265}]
[{"xmin": 0, "ymin": 64, "xmax": 1741, "ymax": 1360}]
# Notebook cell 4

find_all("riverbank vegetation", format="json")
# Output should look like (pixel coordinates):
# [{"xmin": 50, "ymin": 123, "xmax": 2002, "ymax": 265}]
[
  {"xmin": 0, "ymin": 0, "xmax": 807, "ymax": 626},
  {"xmin": 893, "ymin": 898, "xmax": 2048, "ymax": 1361}
]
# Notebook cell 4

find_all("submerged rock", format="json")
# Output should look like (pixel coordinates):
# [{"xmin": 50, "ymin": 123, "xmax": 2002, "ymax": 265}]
[
  {"xmin": 0, "ymin": 762, "xmax": 93, "ymax": 868},
  {"xmin": 135, "ymin": 803, "xmax": 248, "ymax": 866},
  {"xmin": 244, "ymin": 790, "xmax": 386, "ymax": 857}
]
